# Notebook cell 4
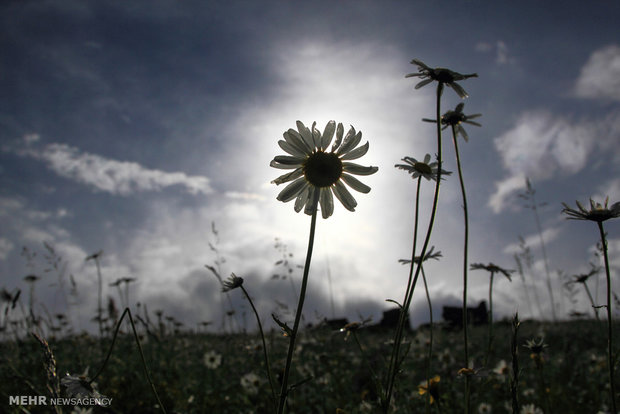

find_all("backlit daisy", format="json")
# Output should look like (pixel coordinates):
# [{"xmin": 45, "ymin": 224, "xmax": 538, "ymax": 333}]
[
  {"xmin": 423, "ymin": 102, "xmax": 482, "ymax": 141},
  {"xmin": 406, "ymin": 58, "xmax": 478, "ymax": 98},
  {"xmin": 562, "ymin": 197, "xmax": 620, "ymax": 223},
  {"xmin": 271, "ymin": 121, "xmax": 378, "ymax": 219},
  {"xmin": 395, "ymin": 154, "xmax": 451, "ymax": 182}
]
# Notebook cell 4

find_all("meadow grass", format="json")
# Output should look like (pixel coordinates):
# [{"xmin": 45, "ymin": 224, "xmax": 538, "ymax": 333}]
[{"xmin": 1, "ymin": 319, "xmax": 616, "ymax": 413}]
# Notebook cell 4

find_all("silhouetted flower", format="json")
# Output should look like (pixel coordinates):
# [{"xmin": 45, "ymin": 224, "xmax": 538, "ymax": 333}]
[
  {"xmin": 395, "ymin": 154, "xmax": 451, "ymax": 182},
  {"xmin": 271, "ymin": 121, "xmax": 378, "ymax": 219},
  {"xmin": 423, "ymin": 102, "xmax": 482, "ymax": 141},
  {"xmin": 470, "ymin": 262, "xmax": 514, "ymax": 281},
  {"xmin": 406, "ymin": 58, "xmax": 478, "ymax": 98},
  {"xmin": 562, "ymin": 197, "xmax": 620, "ymax": 223},
  {"xmin": 222, "ymin": 273, "xmax": 244, "ymax": 292}
]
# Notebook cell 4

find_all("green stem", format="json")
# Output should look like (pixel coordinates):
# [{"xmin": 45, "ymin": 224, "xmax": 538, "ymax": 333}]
[
  {"xmin": 240, "ymin": 285, "xmax": 277, "ymax": 409},
  {"xmin": 486, "ymin": 272, "xmax": 494, "ymax": 367},
  {"xmin": 598, "ymin": 221, "xmax": 617, "ymax": 414},
  {"xmin": 91, "ymin": 308, "xmax": 167, "ymax": 414},
  {"xmin": 582, "ymin": 282, "xmax": 600, "ymax": 321},
  {"xmin": 421, "ymin": 265, "xmax": 433, "ymax": 414},
  {"xmin": 277, "ymin": 189, "xmax": 320, "ymax": 414},
  {"xmin": 451, "ymin": 125, "xmax": 470, "ymax": 413},
  {"xmin": 384, "ymin": 83, "xmax": 444, "ymax": 412}
]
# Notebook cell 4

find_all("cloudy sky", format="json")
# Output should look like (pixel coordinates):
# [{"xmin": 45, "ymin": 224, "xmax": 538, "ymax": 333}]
[{"xmin": 2, "ymin": 0, "xmax": 620, "ymax": 334}]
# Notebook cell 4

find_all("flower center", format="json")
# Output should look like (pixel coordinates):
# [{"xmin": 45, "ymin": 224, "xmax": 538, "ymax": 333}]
[
  {"xmin": 303, "ymin": 151, "xmax": 343, "ymax": 187},
  {"xmin": 414, "ymin": 162, "xmax": 433, "ymax": 175},
  {"xmin": 433, "ymin": 68, "xmax": 456, "ymax": 83}
]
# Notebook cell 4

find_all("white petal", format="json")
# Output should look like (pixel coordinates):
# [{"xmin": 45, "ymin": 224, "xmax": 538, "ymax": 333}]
[
  {"xmin": 319, "ymin": 187, "xmax": 334, "ymax": 218},
  {"xmin": 272, "ymin": 168, "xmax": 303, "ymax": 185},
  {"xmin": 337, "ymin": 129, "xmax": 362, "ymax": 155},
  {"xmin": 320, "ymin": 121, "xmax": 336, "ymax": 151},
  {"xmin": 332, "ymin": 181, "xmax": 357, "ymax": 212},
  {"xmin": 332, "ymin": 123, "xmax": 344, "ymax": 152},
  {"xmin": 415, "ymin": 78, "xmax": 433, "ymax": 89},
  {"xmin": 296, "ymin": 121, "xmax": 315, "ymax": 150},
  {"xmin": 278, "ymin": 140, "xmax": 306, "ymax": 157},
  {"xmin": 340, "ymin": 141, "xmax": 369, "ymax": 160},
  {"xmin": 304, "ymin": 188, "xmax": 319, "ymax": 215},
  {"xmin": 448, "ymin": 82, "xmax": 468, "ymax": 99},
  {"xmin": 270, "ymin": 159, "xmax": 300, "ymax": 170},
  {"xmin": 274, "ymin": 155, "xmax": 304, "ymax": 165},
  {"xmin": 312, "ymin": 121, "xmax": 321, "ymax": 148},
  {"xmin": 341, "ymin": 173, "xmax": 371, "ymax": 193},
  {"xmin": 343, "ymin": 162, "xmax": 379, "ymax": 176},
  {"xmin": 284, "ymin": 129, "xmax": 312, "ymax": 154},
  {"xmin": 294, "ymin": 187, "xmax": 310, "ymax": 212},
  {"xmin": 277, "ymin": 177, "xmax": 308, "ymax": 202}
]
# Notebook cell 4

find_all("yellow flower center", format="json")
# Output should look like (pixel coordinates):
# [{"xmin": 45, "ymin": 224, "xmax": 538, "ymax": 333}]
[{"xmin": 303, "ymin": 151, "xmax": 343, "ymax": 187}]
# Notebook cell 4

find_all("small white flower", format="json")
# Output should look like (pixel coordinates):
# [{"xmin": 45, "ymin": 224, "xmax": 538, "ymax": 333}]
[
  {"xmin": 520, "ymin": 403, "xmax": 543, "ymax": 414},
  {"xmin": 61, "ymin": 373, "xmax": 102, "ymax": 400},
  {"xmin": 240, "ymin": 372, "xmax": 261, "ymax": 395},
  {"xmin": 493, "ymin": 359, "xmax": 509, "ymax": 376},
  {"xmin": 478, "ymin": 402, "xmax": 492, "ymax": 414},
  {"xmin": 203, "ymin": 350, "xmax": 222, "ymax": 369}
]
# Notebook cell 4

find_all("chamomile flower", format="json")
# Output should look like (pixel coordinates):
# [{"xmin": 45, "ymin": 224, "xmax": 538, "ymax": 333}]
[
  {"xmin": 203, "ymin": 350, "xmax": 222, "ymax": 369},
  {"xmin": 562, "ymin": 197, "xmax": 620, "ymax": 223},
  {"xmin": 520, "ymin": 403, "xmax": 543, "ymax": 414},
  {"xmin": 406, "ymin": 58, "xmax": 478, "ymax": 98},
  {"xmin": 395, "ymin": 154, "xmax": 451, "ymax": 182},
  {"xmin": 478, "ymin": 402, "xmax": 492, "ymax": 413},
  {"xmin": 61, "ymin": 373, "xmax": 102, "ymax": 400},
  {"xmin": 271, "ymin": 121, "xmax": 378, "ymax": 219},
  {"xmin": 240, "ymin": 372, "xmax": 261, "ymax": 395},
  {"xmin": 221, "ymin": 273, "xmax": 243, "ymax": 292},
  {"xmin": 423, "ymin": 102, "xmax": 482, "ymax": 141}
]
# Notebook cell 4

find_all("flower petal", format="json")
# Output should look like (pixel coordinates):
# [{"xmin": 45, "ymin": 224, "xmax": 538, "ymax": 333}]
[
  {"xmin": 311, "ymin": 121, "xmax": 321, "ymax": 148},
  {"xmin": 272, "ymin": 168, "xmax": 303, "ymax": 185},
  {"xmin": 270, "ymin": 159, "xmax": 300, "ymax": 170},
  {"xmin": 320, "ymin": 121, "xmax": 336, "ymax": 151},
  {"xmin": 415, "ymin": 78, "xmax": 433, "ymax": 89},
  {"xmin": 304, "ymin": 188, "xmax": 319, "ymax": 215},
  {"xmin": 340, "ymin": 141, "xmax": 369, "ymax": 160},
  {"xmin": 332, "ymin": 122, "xmax": 344, "ymax": 152},
  {"xmin": 341, "ymin": 173, "xmax": 371, "ymax": 193},
  {"xmin": 294, "ymin": 186, "xmax": 310, "ymax": 212},
  {"xmin": 278, "ymin": 140, "xmax": 306, "ymax": 157},
  {"xmin": 337, "ymin": 129, "xmax": 362, "ymax": 156},
  {"xmin": 273, "ymin": 155, "xmax": 304, "ymax": 165},
  {"xmin": 343, "ymin": 162, "xmax": 379, "ymax": 176},
  {"xmin": 277, "ymin": 177, "xmax": 308, "ymax": 202},
  {"xmin": 332, "ymin": 181, "xmax": 357, "ymax": 212},
  {"xmin": 296, "ymin": 121, "xmax": 315, "ymax": 150},
  {"xmin": 448, "ymin": 81, "xmax": 468, "ymax": 98},
  {"xmin": 284, "ymin": 129, "xmax": 312, "ymax": 154},
  {"xmin": 319, "ymin": 187, "xmax": 334, "ymax": 218}
]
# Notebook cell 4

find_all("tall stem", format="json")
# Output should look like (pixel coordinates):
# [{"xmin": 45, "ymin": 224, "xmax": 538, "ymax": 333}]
[
  {"xmin": 598, "ymin": 221, "xmax": 617, "ymax": 414},
  {"xmin": 485, "ymin": 272, "xmax": 494, "ymax": 367},
  {"xmin": 384, "ymin": 83, "xmax": 444, "ymax": 412},
  {"xmin": 240, "ymin": 285, "xmax": 277, "ymax": 409},
  {"xmin": 421, "ymin": 265, "xmax": 434, "ymax": 413},
  {"xmin": 532, "ymin": 200, "xmax": 556, "ymax": 321},
  {"xmin": 277, "ymin": 190, "xmax": 319, "ymax": 414},
  {"xmin": 451, "ymin": 125, "xmax": 470, "ymax": 413}
]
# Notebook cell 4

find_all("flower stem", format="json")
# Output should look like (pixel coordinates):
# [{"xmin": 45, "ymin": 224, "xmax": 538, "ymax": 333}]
[
  {"xmin": 485, "ymin": 272, "xmax": 494, "ymax": 367},
  {"xmin": 384, "ymin": 83, "xmax": 444, "ymax": 412},
  {"xmin": 598, "ymin": 221, "xmax": 617, "ymax": 414},
  {"xmin": 582, "ymin": 282, "xmax": 600, "ymax": 321},
  {"xmin": 277, "ymin": 189, "xmax": 320, "ymax": 414},
  {"xmin": 91, "ymin": 308, "xmax": 167, "ymax": 414},
  {"xmin": 451, "ymin": 125, "xmax": 470, "ymax": 413},
  {"xmin": 240, "ymin": 284, "xmax": 277, "ymax": 409},
  {"xmin": 421, "ymin": 265, "xmax": 434, "ymax": 414}
]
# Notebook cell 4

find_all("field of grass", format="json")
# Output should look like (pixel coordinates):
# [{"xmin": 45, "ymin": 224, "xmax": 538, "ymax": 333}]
[{"xmin": 1, "ymin": 318, "xmax": 616, "ymax": 413}]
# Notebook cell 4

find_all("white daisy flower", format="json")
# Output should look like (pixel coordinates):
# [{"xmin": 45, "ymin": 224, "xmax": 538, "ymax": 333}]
[{"xmin": 270, "ymin": 120, "xmax": 378, "ymax": 219}]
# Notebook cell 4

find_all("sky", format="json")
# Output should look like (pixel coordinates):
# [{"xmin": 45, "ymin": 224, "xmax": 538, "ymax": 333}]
[{"xmin": 2, "ymin": 0, "xmax": 620, "ymax": 334}]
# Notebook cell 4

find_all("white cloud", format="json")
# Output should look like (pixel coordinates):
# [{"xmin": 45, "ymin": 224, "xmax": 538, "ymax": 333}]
[
  {"xmin": 0, "ymin": 238, "xmax": 14, "ymax": 260},
  {"xmin": 17, "ymin": 142, "xmax": 213, "ymax": 195},
  {"xmin": 503, "ymin": 226, "xmax": 562, "ymax": 255},
  {"xmin": 474, "ymin": 40, "xmax": 515, "ymax": 65},
  {"xmin": 489, "ymin": 110, "xmax": 620, "ymax": 213},
  {"xmin": 574, "ymin": 44, "xmax": 620, "ymax": 101}
]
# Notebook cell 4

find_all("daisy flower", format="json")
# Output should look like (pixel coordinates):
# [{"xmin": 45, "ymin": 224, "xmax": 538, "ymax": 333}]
[
  {"xmin": 478, "ymin": 402, "xmax": 492, "ymax": 414},
  {"xmin": 270, "ymin": 121, "xmax": 378, "ymax": 219},
  {"xmin": 423, "ymin": 102, "xmax": 482, "ymax": 141},
  {"xmin": 470, "ymin": 262, "xmax": 514, "ymax": 281},
  {"xmin": 61, "ymin": 373, "xmax": 103, "ymax": 399},
  {"xmin": 562, "ymin": 197, "xmax": 620, "ymax": 223},
  {"xmin": 203, "ymin": 350, "xmax": 222, "ymax": 369},
  {"xmin": 221, "ymin": 273, "xmax": 243, "ymax": 292},
  {"xmin": 406, "ymin": 58, "xmax": 478, "ymax": 98},
  {"xmin": 240, "ymin": 372, "xmax": 261, "ymax": 395},
  {"xmin": 395, "ymin": 154, "xmax": 451, "ymax": 182},
  {"xmin": 520, "ymin": 403, "xmax": 543, "ymax": 414}
]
